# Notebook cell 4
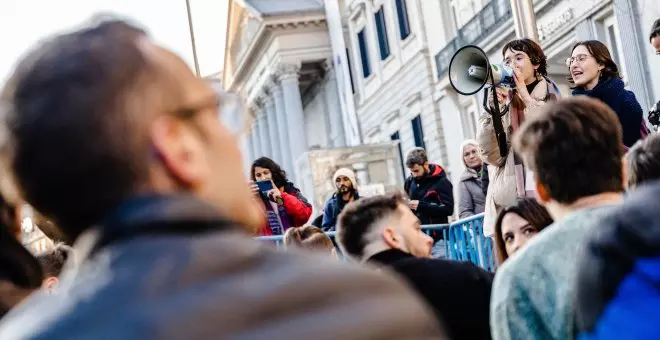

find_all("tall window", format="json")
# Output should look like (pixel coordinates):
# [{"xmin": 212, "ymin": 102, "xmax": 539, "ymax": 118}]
[
  {"xmin": 357, "ymin": 29, "xmax": 371, "ymax": 78},
  {"xmin": 411, "ymin": 115, "xmax": 425, "ymax": 149},
  {"xmin": 395, "ymin": 0, "xmax": 411, "ymax": 39},
  {"xmin": 391, "ymin": 131, "xmax": 406, "ymax": 180},
  {"xmin": 603, "ymin": 16, "xmax": 626, "ymax": 78},
  {"xmin": 345, "ymin": 48, "xmax": 355, "ymax": 93},
  {"xmin": 375, "ymin": 6, "xmax": 391, "ymax": 60}
]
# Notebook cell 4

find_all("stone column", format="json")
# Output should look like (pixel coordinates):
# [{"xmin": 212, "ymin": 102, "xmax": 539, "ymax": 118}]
[
  {"xmin": 614, "ymin": 0, "xmax": 653, "ymax": 111},
  {"xmin": 268, "ymin": 79, "xmax": 294, "ymax": 174},
  {"xmin": 263, "ymin": 90, "xmax": 282, "ymax": 165},
  {"xmin": 323, "ymin": 60, "xmax": 346, "ymax": 147},
  {"xmin": 250, "ymin": 118, "xmax": 260, "ymax": 159},
  {"xmin": 276, "ymin": 63, "xmax": 308, "ymax": 175},
  {"xmin": 255, "ymin": 99, "xmax": 272, "ymax": 158}
]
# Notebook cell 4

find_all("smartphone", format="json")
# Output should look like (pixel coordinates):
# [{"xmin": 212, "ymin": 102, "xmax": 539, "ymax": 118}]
[{"xmin": 256, "ymin": 180, "xmax": 274, "ymax": 192}]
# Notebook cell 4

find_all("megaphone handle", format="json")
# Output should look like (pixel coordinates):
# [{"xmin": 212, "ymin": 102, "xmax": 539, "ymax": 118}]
[{"xmin": 485, "ymin": 88, "xmax": 509, "ymax": 159}]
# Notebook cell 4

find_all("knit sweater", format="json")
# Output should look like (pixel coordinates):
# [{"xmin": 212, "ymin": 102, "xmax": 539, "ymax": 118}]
[{"xmin": 490, "ymin": 205, "xmax": 616, "ymax": 340}]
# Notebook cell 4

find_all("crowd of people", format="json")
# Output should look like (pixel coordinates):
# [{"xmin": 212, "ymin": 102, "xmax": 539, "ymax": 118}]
[{"xmin": 1, "ymin": 15, "xmax": 660, "ymax": 340}]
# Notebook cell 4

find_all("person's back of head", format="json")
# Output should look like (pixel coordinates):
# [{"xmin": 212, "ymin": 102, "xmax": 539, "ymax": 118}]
[
  {"xmin": 0, "ymin": 17, "xmax": 263, "ymax": 241},
  {"xmin": 336, "ymin": 192, "xmax": 433, "ymax": 261},
  {"xmin": 36, "ymin": 243, "xmax": 72, "ymax": 292},
  {"xmin": 625, "ymin": 133, "xmax": 660, "ymax": 189},
  {"xmin": 513, "ymin": 97, "xmax": 624, "ymax": 210},
  {"xmin": 283, "ymin": 226, "xmax": 336, "ymax": 258}
]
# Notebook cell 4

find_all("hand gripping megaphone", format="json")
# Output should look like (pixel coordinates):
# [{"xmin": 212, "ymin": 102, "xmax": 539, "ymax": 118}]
[{"xmin": 449, "ymin": 45, "xmax": 511, "ymax": 158}]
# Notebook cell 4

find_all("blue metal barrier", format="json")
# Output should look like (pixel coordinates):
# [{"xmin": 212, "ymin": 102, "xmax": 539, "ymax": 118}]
[{"xmin": 256, "ymin": 213, "xmax": 494, "ymax": 271}]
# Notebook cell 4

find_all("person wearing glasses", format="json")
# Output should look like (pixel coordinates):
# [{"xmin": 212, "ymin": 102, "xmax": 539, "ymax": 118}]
[
  {"xmin": 650, "ymin": 19, "xmax": 660, "ymax": 54},
  {"xmin": 569, "ymin": 40, "xmax": 647, "ymax": 148},
  {"xmin": 477, "ymin": 38, "xmax": 562, "ymax": 237}
]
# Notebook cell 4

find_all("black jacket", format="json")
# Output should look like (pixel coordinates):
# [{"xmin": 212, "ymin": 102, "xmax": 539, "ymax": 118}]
[
  {"xmin": 369, "ymin": 249, "xmax": 494, "ymax": 340},
  {"xmin": 405, "ymin": 164, "xmax": 454, "ymax": 225}
]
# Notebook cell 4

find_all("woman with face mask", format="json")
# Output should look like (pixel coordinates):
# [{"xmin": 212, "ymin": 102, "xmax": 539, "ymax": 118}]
[
  {"xmin": 569, "ymin": 40, "xmax": 647, "ymax": 148},
  {"xmin": 477, "ymin": 38, "xmax": 562, "ymax": 237}
]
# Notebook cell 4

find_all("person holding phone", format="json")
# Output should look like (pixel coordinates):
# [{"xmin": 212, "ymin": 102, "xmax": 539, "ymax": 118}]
[{"xmin": 250, "ymin": 157, "xmax": 312, "ymax": 236}]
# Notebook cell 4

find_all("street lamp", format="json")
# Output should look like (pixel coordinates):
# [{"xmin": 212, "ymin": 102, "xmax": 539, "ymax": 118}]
[{"xmin": 185, "ymin": 0, "xmax": 201, "ymax": 77}]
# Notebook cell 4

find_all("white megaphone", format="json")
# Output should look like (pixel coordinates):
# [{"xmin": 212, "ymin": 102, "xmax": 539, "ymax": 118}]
[
  {"xmin": 449, "ymin": 45, "xmax": 511, "ymax": 158},
  {"xmin": 449, "ymin": 45, "xmax": 515, "ymax": 95}
]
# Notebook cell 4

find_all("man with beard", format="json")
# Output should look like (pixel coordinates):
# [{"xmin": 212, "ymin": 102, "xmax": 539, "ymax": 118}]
[
  {"xmin": 404, "ymin": 148, "xmax": 454, "ymax": 225},
  {"xmin": 404, "ymin": 148, "xmax": 454, "ymax": 258},
  {"xmin": 321, "ymin": 168, "xmax": 360, "ymax": 231}
]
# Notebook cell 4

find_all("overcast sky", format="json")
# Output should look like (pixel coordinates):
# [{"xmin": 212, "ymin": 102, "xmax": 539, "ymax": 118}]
[{"xmin": 0, "ymin": 0, "xmax": 228, "ymax": 85}]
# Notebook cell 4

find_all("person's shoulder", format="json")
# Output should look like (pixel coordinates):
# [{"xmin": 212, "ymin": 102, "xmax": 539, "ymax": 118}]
[{"xmin": 390, "ymin": 257, "xmax": 493, "ymax": 287}]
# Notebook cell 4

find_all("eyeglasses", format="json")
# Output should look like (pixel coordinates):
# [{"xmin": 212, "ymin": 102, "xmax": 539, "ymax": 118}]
[
  {"xmin": 171, "ymin": 90, "xmax": 246, "ymax": 136},
  {"xmin": 565, "ymin": 54, "xmax": 592, "ymax": 67},
  {"xmin": 503, "ymin": 54, "xmax": 529, "ymax": 67}
]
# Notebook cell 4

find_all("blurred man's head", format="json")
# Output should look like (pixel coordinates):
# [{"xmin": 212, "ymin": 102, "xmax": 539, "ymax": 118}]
[
  {"xmin": 650, "ymin": 19, "xmax": 660, "ymax": 54},
  {"xmin": 625, "ymin": 133, "xmax": 660, "ymax": 189},
  {"xmin": 0, "ymin": 18, "xmax": 263, "ymax": 240},
  {"xmin": 36, "ymin": 244, "xmax": 71, "ymax": 293},
  {"xmin": 405, "ymin": 148, "xmax": 430, "ymax": 180},
  {"xmin": 336, "ymin": 193, "xmax": 433, "ymax": 261},
  {"xmin": 514, "ymin": 97, "xmax": 624, "ymax": 211},
  {"xmin": 333, "ymin": 168, "xmax": 357, "ymax": 196}
]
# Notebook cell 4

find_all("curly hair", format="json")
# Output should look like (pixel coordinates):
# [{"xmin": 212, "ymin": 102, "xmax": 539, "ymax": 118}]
[{"xmin": 250, "ymin": 157, "xmax": 288, "ymax": 188}]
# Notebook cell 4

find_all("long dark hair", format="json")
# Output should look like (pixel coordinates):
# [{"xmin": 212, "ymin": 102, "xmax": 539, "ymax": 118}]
[
  {"xmin": 568, "ymin": 40, "xmax": 621, "ymax": 87},
  {"xmin": 493, "ymin": 198, "xmax": 553, "ymax": 264},
  {"xmin": 250, "ymin": 157, "xmax": 288, "ymax": 189}
]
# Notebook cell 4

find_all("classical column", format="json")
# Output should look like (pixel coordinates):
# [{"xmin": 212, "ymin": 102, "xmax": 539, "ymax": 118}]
[
  {"xmin": 250, "ymin": 119, "xmax": 260, "ymax": 159},
  {"xmin": 267, "ymin": 79, "xmax": 294, "ymax": 173},
  {"xmin": 255, "ymin": 99, "xmax": 272, "ymax": 158},
  {"xmin": 276, "ymin": 63, "xmax": 308, "ymax": 175},
  {"xmin": 323, "ymin": 60, "xmax": 346, "ymax": 147},
  {"xmin": 263, "ymin": 89, "xmax": 282, "ymax": 165},
  {"xmin": 613, "ymin": 0, "xmax": 653, "ymax": 111}
]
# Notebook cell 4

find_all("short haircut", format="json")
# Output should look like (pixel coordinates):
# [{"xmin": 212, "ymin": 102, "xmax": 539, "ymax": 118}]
[
  {"xmin": 625, "ymin": 133, "xmax": 660, "ymax": 188},
  {"xmin": 283, "ymin": 226, "xmax": 334, "ymax": 253},
  {"xmin": 336, "ymin": 192, "xmax": 405, "ymax": 260},
  {"xmin": 0, "ymin": 19, "xmax": 161, "ymax": 239},
  {"xmin": 513, "ymin": 97, "xmax": 624, "ymax": 204},
  {"xmin": 37, "ymin": 244, "xmax": 71, "ymax": 277},
  {"xmin": 405, "ymin": 147, "xmax": 428, "ymax": 167},
  {"xmin": 650, "ymin": 18, "xmax": 660, "ymax": 42},
  {"xmin": 493, "ymin": 198, "xmax": 553, "ymax": 264},
  {"xmin": 502, "ymin": 38, "xmax": 548, "ymax": 76}
]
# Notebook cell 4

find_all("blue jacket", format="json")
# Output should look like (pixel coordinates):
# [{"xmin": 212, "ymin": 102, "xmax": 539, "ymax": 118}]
[
  {"xmin": 573, "ymin": 77, "xmax": 645, "ymax": 147},
  {"xmin": 576, "ymin": 182, "xmax": 660, "ymax": 339},
  {"xmin": 321, "ymin": 192, "xmax": 359, "ymax": 231}
]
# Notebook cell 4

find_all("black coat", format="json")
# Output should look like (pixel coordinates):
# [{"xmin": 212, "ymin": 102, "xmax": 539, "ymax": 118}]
[
  {"xmin": 369, "ymin": 249, "xmax": 494, "ymax": 340},
  {"xmin": 404, "ymin": 164, "xmax": 454, "ymax": 225}
]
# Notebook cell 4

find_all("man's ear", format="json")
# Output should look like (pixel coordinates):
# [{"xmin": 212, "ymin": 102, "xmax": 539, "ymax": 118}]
[
  {"xmin": 150, "ymin": 115, "xmax": 208, "ymax": 187},
  {"xmin": 382, "ymin": 226, "xmax": 400, "ymax": 250},
  {"xmin": 535, "ymin": 180, "xmax": 551, "ymax": 203},
  {"xmin": 43, "ymin": 276, "xmax": 58, "ymax": 290}
]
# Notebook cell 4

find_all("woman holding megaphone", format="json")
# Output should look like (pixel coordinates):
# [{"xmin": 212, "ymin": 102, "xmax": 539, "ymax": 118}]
[{"xmin": 476, "ymin": 38, "xmax": 562, "ymax": 237}]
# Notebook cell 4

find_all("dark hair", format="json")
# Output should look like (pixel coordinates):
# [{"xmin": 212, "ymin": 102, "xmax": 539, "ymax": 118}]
[
  {"xmin": 250, "ymin": 157, "xmax": 288, "ymax": 188},
  {"xmin": 502, "ymin": 38, "xmax": 548, "ymax": 76},
  {"xmin": 336, "ymin": 192, "xmax": 405, "ymax": 259},
  {"xmin": 405, "ymin": 147, "xmax": 428, "ymax": 167},
  {"xmin": 568, "ymin": 40, "xmax": 621, "ymax": 87},
  {"xmin": 625, "ymin": 133, "xmax": 660, "ymax": 189},
  {"xmin": 493, "ymin": 198, "xmax": 553, "ymax": 263},
  {"xmin": 0, "ymin": 19, "xmax": 154, "ymax": 240},
  {"xmin": 514, "ymin": 97, "xmax": 624, "ymax": 204},
  {"xmin": 650, "ymin": 18, "xmax": 660, "ymax": 42},
  {"xmin": 37, "ymin": 244, "xmax": 71, "ymax": 277},
  {"xmin": 283, "ymin": 226, "xmax": 334, "ymax": 253}
]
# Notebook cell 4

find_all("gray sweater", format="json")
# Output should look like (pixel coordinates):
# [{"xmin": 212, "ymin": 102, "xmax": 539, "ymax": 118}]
[{"xmin": 490, "ymin": 205, "xmax": 616, "ymax": 340}]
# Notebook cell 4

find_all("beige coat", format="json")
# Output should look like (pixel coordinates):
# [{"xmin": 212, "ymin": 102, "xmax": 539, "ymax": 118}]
[{"xmin": 477, "ymin": 77, "xmax": 561, "ymax": 236}]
